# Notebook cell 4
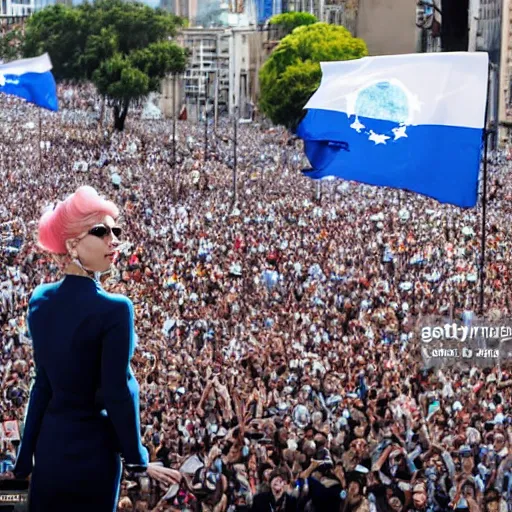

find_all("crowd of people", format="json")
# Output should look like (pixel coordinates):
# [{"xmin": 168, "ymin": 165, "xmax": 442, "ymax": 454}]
[{"xmin": 0, "ymin": 83, "xmax": 511, "ymax": 512}]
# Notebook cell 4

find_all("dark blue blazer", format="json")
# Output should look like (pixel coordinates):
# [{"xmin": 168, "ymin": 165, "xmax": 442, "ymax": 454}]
[{"xmin": 13, "ymin": 274, "xmax": 149, "ymax": 512}]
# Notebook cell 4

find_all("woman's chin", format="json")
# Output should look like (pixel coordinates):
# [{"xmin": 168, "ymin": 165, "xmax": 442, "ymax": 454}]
[{"xmin": 98, "ymin": 261, "xmax": 113, "ymax": 273}]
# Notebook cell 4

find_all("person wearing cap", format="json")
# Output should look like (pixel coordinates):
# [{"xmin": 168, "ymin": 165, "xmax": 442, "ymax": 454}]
[{"xmin": 251, "ymin": 467, "xmax": 298, "ymax": 512}]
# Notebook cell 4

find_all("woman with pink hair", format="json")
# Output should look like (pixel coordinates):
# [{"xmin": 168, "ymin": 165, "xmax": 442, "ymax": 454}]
[{"xmin": 10, "ymin": 186, "xmax": 180, "ymax": 511}]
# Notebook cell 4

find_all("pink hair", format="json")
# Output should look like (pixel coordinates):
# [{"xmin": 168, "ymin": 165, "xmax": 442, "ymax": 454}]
[{"xmin": 37, "ymin": 186, "xmax": 120, "ymax": 255}]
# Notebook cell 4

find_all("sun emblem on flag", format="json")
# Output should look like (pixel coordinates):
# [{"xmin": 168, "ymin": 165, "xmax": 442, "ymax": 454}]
[{"xmin": 346, "ymin": 79, "xmax": 421, "ymax": 145}]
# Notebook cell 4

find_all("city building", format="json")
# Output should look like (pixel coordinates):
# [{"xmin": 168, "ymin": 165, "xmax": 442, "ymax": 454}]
[
  {"xmin": 499, "ymin": 0, "xmax": 512, "ymax": 144},
  {"xmin": 160, "ymin": 26, "xmax": 267, "ymax": 120},
  {"xmin": 356, "ymin": 0, "xmax": 416, "ymax": 55},
  {"xmin": 472, "ymin": 0, "xmax": 502, "ymax": 61},
  {"xmin": 1, "ymin": 0, "xmax": 35, "ymax": 16},
  {"xmin": 266, "ymin": 0, "xmax": 414, "ymax": 55},
  {"xmin": 472, "ymin": 0, "xmax": 501, "ymax": 147},
  {"xmin": 159, "ymin": 0, "xmax": 198, "ymax": 21}
]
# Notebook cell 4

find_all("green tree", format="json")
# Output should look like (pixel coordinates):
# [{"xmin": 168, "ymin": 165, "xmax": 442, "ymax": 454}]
[
  {"xmin": 0, "ymin": 28, "xmax": 24, "ymax": 62},
  {"xmin": 268, "ymin": 12, "xmax": 318, "ymax": 35},
  {"xmin": 23, "ymin": 0, "xmax": 187, "ymax": 131},
  {"xmin": 259, "ymin": 22, "xmax": 368, "ymax": 130}
]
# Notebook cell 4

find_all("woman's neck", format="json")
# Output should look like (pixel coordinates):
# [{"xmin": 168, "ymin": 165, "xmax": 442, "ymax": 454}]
[
  {"xmin": 64, "ymin": 261, "xmax": 93, "ymax": 278},
  {"xmin": 64, "ymin": 261, "xmax": 111, "ymax": 283}
]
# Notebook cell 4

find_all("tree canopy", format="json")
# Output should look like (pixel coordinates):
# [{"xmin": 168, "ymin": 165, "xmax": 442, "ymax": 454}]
[
  {"xmin": 0, "ymin": 27, "xmax": 24, "ymax": 62},
  {"xmin": 268, "ymin": 12, "xmax": 318, "ymax": 34},
  {"xmin": 259, "ymin": 23, "xmax": 368, "ymax": 130},
  {"xmin": 23, "ymin": 0, "xmax": 187, "ymax": 130}
]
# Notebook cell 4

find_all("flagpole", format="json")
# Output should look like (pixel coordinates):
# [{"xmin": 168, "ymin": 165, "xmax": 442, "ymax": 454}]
[
  {"xmin": 479, "ymin": 130, "xmax": 488, "ymax": 316},
  {"xmin": 204, "ymin": 74, "xmax": 209, "ymax": 163},
  {"xmin": 172, "ymin": 73, "xmax": 177, "ymax": 202},
  {"xmin": 232, "ymin": 105, "xmax": 238, "ymax": 207},
  {"xmin": 479, "ymin": 63, "xmax": 492, "ymax": 317},
  {"xmin": 38, "ymin": 110, "xmax": 43, "ymax": 174},
  {"xmin": 173, "ymin": 73, "xmax": 177, "ymax": 167}
]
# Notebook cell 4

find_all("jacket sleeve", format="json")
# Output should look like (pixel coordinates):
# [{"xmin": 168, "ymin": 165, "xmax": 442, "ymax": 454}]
[
  {"xmin": 13, "ymin": 364, "xmax": 52, "ymax": 478},
  {"xmin": 101, "ymin": 297, "xmax": 148, "ymax": 467}
]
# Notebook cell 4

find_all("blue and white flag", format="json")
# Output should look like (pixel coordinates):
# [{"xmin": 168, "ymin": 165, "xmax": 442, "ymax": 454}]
[
  {"xmin": 297, "ymin": 52, "xmax": 489, "ymax": 208},
  {"xmin": 0, "ymin": 53, "xmax": 58, "ymax": 111}
]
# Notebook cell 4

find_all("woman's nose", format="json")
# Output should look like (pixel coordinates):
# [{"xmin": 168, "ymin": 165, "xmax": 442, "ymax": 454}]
[{"xmin": 108, "ymin": 236, "xmax": 121, "ymax": 249}]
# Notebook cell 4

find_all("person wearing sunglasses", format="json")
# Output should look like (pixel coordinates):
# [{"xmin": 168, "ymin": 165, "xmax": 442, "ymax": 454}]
[{"xmin": 11, "ymin": 186, "xmax": 180, "ymax": 512}]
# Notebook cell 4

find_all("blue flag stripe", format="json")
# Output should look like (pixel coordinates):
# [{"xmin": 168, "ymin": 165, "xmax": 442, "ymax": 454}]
[
  {"xmin": 0, "ymin": 71, "xmax": 58, "ymax": 112},
  {"xmin": 298, "ymin": 109, "xmax": 482, "ymax": 208}
]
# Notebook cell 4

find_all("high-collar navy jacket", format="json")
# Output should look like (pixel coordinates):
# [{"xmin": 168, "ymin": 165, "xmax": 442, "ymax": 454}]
[{"xmin": 13, "ymin": 274, "xmax": 149, "ymax": 511}]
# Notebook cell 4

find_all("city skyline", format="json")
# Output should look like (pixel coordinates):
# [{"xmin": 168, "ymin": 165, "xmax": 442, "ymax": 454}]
[{"xmin": 2, "ymin": 0, "xmax": 265, "ymax": 27}]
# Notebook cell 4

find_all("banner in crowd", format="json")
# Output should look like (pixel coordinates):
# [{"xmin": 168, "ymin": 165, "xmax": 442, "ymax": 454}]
[
  {"xmin": 0, "ymin": 53, "xmax": 58, "ymax": 111},
  {"xmin": 297, "ymin": 52, "xmax": 489, "ymax": 208}
]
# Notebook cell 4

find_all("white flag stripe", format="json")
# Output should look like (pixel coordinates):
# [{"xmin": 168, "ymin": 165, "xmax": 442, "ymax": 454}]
[
  {"xmin": 0, "ymin": 53, "xmax": 53, "ymax": 77},
  {"xmin": 304, "ymin": 52, "xmax": 488, "ymax": 130}
]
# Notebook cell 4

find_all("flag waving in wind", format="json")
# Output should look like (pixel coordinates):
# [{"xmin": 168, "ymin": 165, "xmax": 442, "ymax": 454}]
[
  {"xmin": 297, "ymin": 52, "xmax": 489, "ymax": 208},
  {"xmin": 0, "ymin": 53, "xmax": 58, "ymax": 111}
]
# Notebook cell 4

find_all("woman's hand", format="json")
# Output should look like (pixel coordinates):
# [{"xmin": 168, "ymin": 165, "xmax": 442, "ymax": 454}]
[
  {"xmin": 0, "ymin": 471, "xmax": 15, "ymax": 480},
  {"xmin": 146, "ymin": 463, "xmax": 182, "ymax": 487}
]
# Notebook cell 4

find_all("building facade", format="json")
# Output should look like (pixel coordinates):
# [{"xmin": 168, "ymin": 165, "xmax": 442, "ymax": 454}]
[
  {"xmin": 159, "ymin": 0, "xmax": 198, "ymax": 20},
  {"xmin": 0, "ymin": 0, "xmax": 35, "ymax": 16},
  {"xmin": 499, "ymin": 0, "xmax": 512, "ymax": 144},
  {"xmin": 160, "ymin": 26, "xmax": 266, "ymax": 120},
  {"xmin": 1, "ymin": 0, "xmax": 74, "ymax": 16},
  {"xmin": 356, "ymin": 0, "xmax": 417, "ymax": 55},
  {"xmin": 275, "ymin": 0, "xmax": 415, "ymax": 55}
]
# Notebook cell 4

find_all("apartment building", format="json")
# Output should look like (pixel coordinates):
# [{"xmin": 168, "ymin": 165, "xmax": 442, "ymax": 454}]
[
  {"xmin": 0, "ymin": 0, "xmax": 35, "ymax": 16},
  {"xmin": 159, "ymin": 0, "xmax": 198, "ymax": 20},
  {"xmin": 499, "ymin": 0, "xmax": 512, "ymax": 144},
  {"xmin": 160, "ymin": 26, "xmax": 264, "ymax": 120}
]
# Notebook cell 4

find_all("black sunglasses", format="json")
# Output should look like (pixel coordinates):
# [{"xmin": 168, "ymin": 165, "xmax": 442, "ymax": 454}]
[{"xmin": 88, "ymin": 224, "xmax": 122, "ymax": 238}]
